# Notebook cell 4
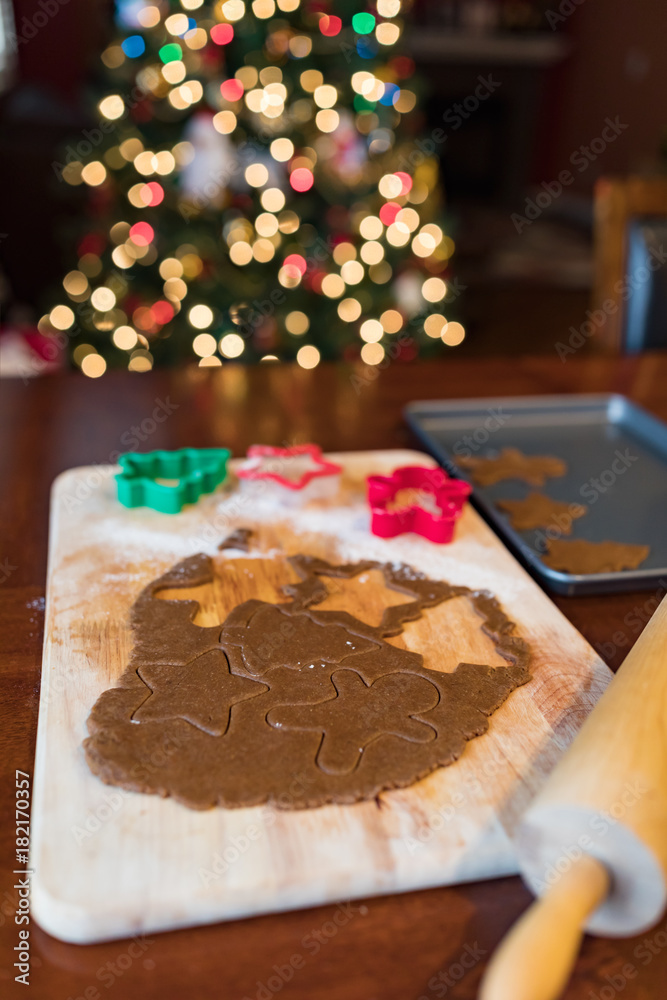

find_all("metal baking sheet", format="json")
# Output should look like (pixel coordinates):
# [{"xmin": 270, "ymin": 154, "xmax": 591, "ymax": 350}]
[{"xmin": 404, "ymin": 394, "xmax": 667, "ymax": 595}]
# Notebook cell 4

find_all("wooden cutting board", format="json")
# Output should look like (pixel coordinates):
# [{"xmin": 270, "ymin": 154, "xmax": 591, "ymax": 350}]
[{"xmin": 31, "ymin": 450, "xmax": 611, "ymax": 943}]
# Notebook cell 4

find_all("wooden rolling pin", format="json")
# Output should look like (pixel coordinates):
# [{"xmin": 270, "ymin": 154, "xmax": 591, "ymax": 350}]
[{"xmin": 480, "ymin": 593, "xmax": 667, "ymax": 1000}]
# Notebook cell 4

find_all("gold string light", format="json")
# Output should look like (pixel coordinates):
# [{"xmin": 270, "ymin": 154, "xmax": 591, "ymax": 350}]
[
  {"xmin": 192, "ymin": 333, "xmax": 217, "ymax": 356},
  {"xmin": 381, "ymin": 309, "xmax": 403, "ymax": 333},
  {"xmin": 189, "ymin": 305, "xmax": 214, "ymax": 328},
  {"xmin": 296, "ymin": 345, "xmax": 320, "ymax": 368},
  {"xmin": 49, "ymin": 305, "xmax": 75, "ymax": 330},
  {"xmin": 361, "ymin": 342, "xmax": 384, "ymax": 365},
  {"xmin": 359, "ymin": 319, "xmax": 383, "ymax": 343},
  {"xmin": 81, "ymin": 353, "xmax": 107, "ymax": 377},
  {"xmin": 285, "ymin": 311, "xmax": 309, "ymax": 334},
  {"xmin": 338, "ymin": 298, "xmax": 362, "ymax": 322},
  {"xmin": 219, "ymin": 333, "xmax": 245, "ymax": 357},
  {"xmin": 113, "ymin": 326, "xmax": 138, "ymax": 350},
  {"xmin": 442, "ymin": 321, "xmax": 465, "ymax": 346}
]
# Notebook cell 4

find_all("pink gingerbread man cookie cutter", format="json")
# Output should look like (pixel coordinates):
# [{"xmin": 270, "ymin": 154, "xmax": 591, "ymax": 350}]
[{"xmin": 367, "ymin": 465, "xmax": 471, "ymax": 543}]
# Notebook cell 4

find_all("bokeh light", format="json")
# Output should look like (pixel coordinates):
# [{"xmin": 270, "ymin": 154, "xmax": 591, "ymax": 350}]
[
  {"xmin": 285, "ymin": 311, "xmax": 309, "ymax": 335},
  {"xmin": 230, "ymin": 242, "xmax": 253, "ymax": 265},
  {"xmin": 300, "ymin": 70, "xmax": 323, "ymax": 92},
  {"xmin": 113, "ymin": 326, "xmax": 138, "ymax": 350},
  {"xmin": 81, "ymin": 162, "xmax": 107, "ymax": 186},
  {"xmin": 90, "ymin": 288, "xmax": 116, "ymax": 311},
  {"xmin": 316, "ymin": 110, "xmax": 339, "ymax": 132},
  {"xmin": 360, "ymin": 241, "xmax": 384, "ymax": 265},
  {"xmin": 352, "ymin": 12, "xmax": 376, "ymax": 34},
  {"xmin": 211, "ymin": 23, "xmax": 234, "ymax": 45},
  {"xmin": 63, "ymin": 271, "xmax": 88, "ymax": 297},
  {"xmin": 137, "ymin": 6, "xmax": 161, "ymax": 28},
  {"xmin": 359, "ymin": 216, "xmax": 383, "ymax": 240},
  {"xmin": 422, "ymin": 277, "xmax": 447, "ymax": 302},
  {"xmin": 441, "ymin": 321, "xmax": 465, "ymax": 346},
  {"xmin": 290, "ymin": 168, "xmax": 314, "ymax": 192},
  {"xmin": 221, "ymin": 79, "xmax": 244, "ymax": 102},
  {"xmin": 314, "ymin": 85, "xmax": 337, "ymax": 109},
  {"xmin": 379, "ymin": 202, "xmax": 401, "ymax": 225},
  {"xmin": 222, "ymin": 0, "xmax": 245, "ymax": 21},
  {"xmin": 338, "ymin": 298, "xmax": 362, "ymax": 322},
  {"xmin": 360, "ymin": 342, "xmax": 385, "ymax": 365},
  {"xmin": 319, "ymin": 14, "xmax": 342, "ymax": 36},
  {"xmin": 81, "ymin": 353, "xmax": 107, "ymax": 378},
  {"xmin": 99, "ymin": 95, "xmax": 125, "ymax": 120},
  {"xmin": 245, "ymin": 163, "xmax": 269, "ymax": 187},
  {"xmin": 122, "ymin": 35, "xmax": 146, "ymax": 57},
  {"xmin": 424, "ymin": 314, "xmax": 447, "ymax": 338},
  {"xmin": 341, "ymin": 260, "xmax": 364, "ymax": 284},
  {"xmin": 129, "ymin": 222, "xmax": 154, "ymax": 246},
  {"xmin": 253, "ymin": 0, "xmax": 275, "ymax": 17},
  {"xmin": 255, "ymin": 213, "xmax": 279, "ymax": 237},
  {"xmin": 219, "ymin": 333, "xmax": 245, "ymax": 357},
  {"xmin": 189, "ymin": 304, "xmax": 214, "ymax": 328},
  {"xmin": 261, "ymin": 188, "xmax": 286, "ymax": 211},
  {"xmin": 377, "ymin": 23, "xmax": 400, "ymax": 45},
  {"xmin": 213, "ymin": 111, "xmax": 237, "ymax": 134},
  {"xmin": 192, "ymin": 333, "xmax": 217, "ymax": 357},
  {"xmin": 321, "ymin": 274, "xmax": 345, "ymax": 298},
  {"xmin": 360, "ymin": 319, "xmax": 383, "ymax": 343},
  {"xmin": 296, "ymin": 345, "xmax": 320, "ymax": 369},
  {"xmin": 49, "ymin": 305, "xmax": 74, "ymax": 330},
  {"xmin": 270, "ymin": 137, "xmax": 294, "ymax": 162},
  {"xmin": 381, "ymin": 309, "xmax": 403, "ymax": 333},
  {"xmin": 333, "ymin": 242, "xmax": 356, "ymax": 265}
]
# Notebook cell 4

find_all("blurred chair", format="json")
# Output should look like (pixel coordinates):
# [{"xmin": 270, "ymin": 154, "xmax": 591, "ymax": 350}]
[{"xmin": 593, "ymin": 176, "xmax": 667, "ymax": 353}]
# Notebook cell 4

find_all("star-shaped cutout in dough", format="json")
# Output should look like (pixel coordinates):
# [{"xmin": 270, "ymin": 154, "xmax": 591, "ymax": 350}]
[
  {"xmin": 267, "ymin": 669, "xmax": 439, "ymax": 775},
  {"xmin": 458, "ymin": 448, "xmax": 566, "ymax": 487},
  {"xmin": 133, "ymin": 649, "xmax": 267, "ymax": 736}
]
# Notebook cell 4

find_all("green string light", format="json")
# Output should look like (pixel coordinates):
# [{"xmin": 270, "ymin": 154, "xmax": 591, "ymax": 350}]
[
  {"xmin": 351, "ymin": 12, "xmax": 376, "ymax": 34},
  {"xmin": 159, "ymin": 43, "xmax": 183, "ymax": 64}
]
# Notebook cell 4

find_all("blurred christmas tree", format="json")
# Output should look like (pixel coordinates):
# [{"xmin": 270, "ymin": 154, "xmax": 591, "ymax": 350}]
[{"xmin": 46, "ymin": 0, "xmax": 462, "ymax": 376}]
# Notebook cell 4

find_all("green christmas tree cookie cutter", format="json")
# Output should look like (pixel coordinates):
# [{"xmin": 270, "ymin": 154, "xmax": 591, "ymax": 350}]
[{"xmin": 116, "ymin": 448, "xmax": 230, "ymax": 514}]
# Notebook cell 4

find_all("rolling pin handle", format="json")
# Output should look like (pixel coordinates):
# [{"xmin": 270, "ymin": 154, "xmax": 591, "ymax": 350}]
[{"xmin": 479, "ymin": 853, "xmax": 610, "ymax": 1000}]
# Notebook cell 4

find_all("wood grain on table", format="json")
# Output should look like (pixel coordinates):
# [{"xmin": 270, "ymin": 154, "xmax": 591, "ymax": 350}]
[{"xmin": 2, "ymin": 354, "xmax": 667, "ymax": 1000}]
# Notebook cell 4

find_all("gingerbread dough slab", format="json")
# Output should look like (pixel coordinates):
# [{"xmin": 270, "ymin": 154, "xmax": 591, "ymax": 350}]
[{"xmin": 84, "ymin": 536, "xmax": 531, "ymax": 811}]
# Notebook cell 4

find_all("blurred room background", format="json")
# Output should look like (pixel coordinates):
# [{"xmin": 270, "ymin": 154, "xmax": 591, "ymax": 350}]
[{"xmin": 1, "ymin": 0, "xmax": 666, "ymax": 375}]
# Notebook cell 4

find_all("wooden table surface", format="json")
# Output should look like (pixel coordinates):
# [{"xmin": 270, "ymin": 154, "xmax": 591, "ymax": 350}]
[{"xmin": 2, "ymin": 353, "xmax": 667, "ymax": 1000}]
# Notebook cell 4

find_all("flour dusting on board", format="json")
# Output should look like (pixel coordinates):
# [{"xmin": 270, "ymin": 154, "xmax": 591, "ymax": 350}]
[
  {"xmin": 53, "ymin": 455, "xmax": 525, "ymax": 604},
  {"xmin": 228, "ymin": 487, "xmax": 525, "ymax": 599}
]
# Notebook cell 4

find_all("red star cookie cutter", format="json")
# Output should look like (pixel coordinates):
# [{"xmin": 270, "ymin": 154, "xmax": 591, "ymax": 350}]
[
  {"xmin": 367, "ymin": 465, "xmax": 471, "ymax": 543},
  {"xmin": 236, "ymin": 444, "xmax": 342, "ymax": 491}
]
